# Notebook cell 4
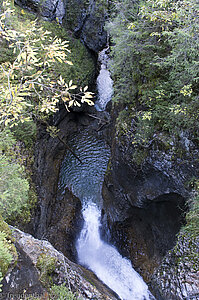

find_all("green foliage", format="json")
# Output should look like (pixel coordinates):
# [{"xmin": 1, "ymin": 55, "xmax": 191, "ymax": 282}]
[
  {"xmin": 40, "ymin": 20, "xmax": 95, "ymax": 89},
  {"xmin": 0, "ymin": 0, "xmax": 94, "ymax": 129},
  {"xmin": 50, "ymin": 283, "xmax": 78, "ymax": 300},
  {"xmin": 36, "ymin": 253, "xmax": 57, "ymax": 287},
  {"xmin": 0, "ymin": 215, "xmax": 17, "ymax": 291},
  {"xmin": 0, "ymin": 39, "xmax": 14, "ymax": 64},
  {"xmin": 108, "ymin": 0, "xmax": 199, "ymax": 149},
  {"xmin": 12, "ymin": 120, "xmax": 37, "ymax": 147},
  {"xmin": 0, "ymin": 231, "xmax": 13, "ymax": 275},
  {"xmin": 0, "ymin": 128, "xmax": 33, "ymax": 222},
  {"xmin": 0, "ymin": 155, "xmax": 29, "ymax": 220},
  {"xmin": 183, "ymin": 191, "xmax": 199, "ymax": 238},
  {"xmin": 0, "ymin": 127, "xmax": 16, "ymax": 155}
]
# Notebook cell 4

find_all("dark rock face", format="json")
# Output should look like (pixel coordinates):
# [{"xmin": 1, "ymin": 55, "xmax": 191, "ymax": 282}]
[
  {"xmin": 15, "ymin": 0, "xmax": 108, "ymax": 52},
  {"xmin": 31, "ymin": 110, "xmax": 86, "ymax": 256},
  {"xmin": 64, "ymin": 0, "xmax": 108, "ymax": 52},
  {"xmin": 15, "ymin": 0, "xmax": 66, "ymax": 23},
  {"xmin": 2, "ymin": 228, "xmax": 118, "ymax": 300},
  {"xmin": 102, "ymin": 191, "xmax": 186, "ymax": 281},
  {"xmin": 103, "ymin": 147, "xmax": 192, "ymax": 221},
  {"xmin": 45, "ymin": 188, "xmax": 83, "ymax": 261},
  {"xmin": 151, "ymin": 233, "xmax": 199, "ymax": 300},
  {"xmin": 2, "ymin": 243, "xmax": 45, "ymax": 299},
  {"xmin": 101, "ymin": 117, "xmax": 198, "ymax": 282},
  {"xmin": 74, "ymin": 0, "xmax": 108, "ymax": 52}
]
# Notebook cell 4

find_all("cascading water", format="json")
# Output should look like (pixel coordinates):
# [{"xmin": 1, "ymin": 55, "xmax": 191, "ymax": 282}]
[
  {"xmin": 59, "ymin": 50, "xmax": 155, "ymax": 300},
  {"xmin": 95, "ymin": 48, "xmax": 113, "ymax": 111}
]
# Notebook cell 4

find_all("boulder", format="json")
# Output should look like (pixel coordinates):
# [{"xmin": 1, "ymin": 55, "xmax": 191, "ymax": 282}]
[{"xmin": 2, "ymin": 227, "xmax": 118, "ymax": 299}]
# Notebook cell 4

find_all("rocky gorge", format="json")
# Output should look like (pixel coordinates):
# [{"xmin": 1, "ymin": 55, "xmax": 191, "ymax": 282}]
[{"xmin": 1, "ymin": 0, "xmax": 199, "ymax": 299}]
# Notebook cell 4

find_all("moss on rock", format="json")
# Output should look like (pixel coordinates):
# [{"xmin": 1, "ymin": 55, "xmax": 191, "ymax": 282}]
[
  {"xmin": 0, "ymin": 216, "xmax": 18, "ymax": 278},
  {"xmin": 36, "ymin": 253, "xmax": 58, "ymax": 287}
]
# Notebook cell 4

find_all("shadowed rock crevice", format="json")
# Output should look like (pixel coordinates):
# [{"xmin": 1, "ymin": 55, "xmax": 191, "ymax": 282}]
[
  {"xmin": 15, "ymin": 0, "xmax": 109, "ymax": 52},
  {"xmin": 101, "ymin": 192, "xmax": 186, "ymax": 282}
]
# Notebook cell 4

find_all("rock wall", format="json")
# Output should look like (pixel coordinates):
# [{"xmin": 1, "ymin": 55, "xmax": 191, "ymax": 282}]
[
  {"xmin": 101, "ymin": 107, "xmax": 199, "ymax": 286},
  {"xmin": 64, "ymin": 0, "xmax": 108, "ymax": 52},
  {"xmin": 151, "ymin": 233, "xmax": 199, "ymax": 300},
  {"xmin": 15, "ymin": 0, "xmax": 66, "ymax": 23},
  {"xmin": 2, "ymin": 227, "xmax": 118, "ymax": 299},
  {"xmin": 15, "ymin": 0, "xmax": 109, "ymax": 52}
]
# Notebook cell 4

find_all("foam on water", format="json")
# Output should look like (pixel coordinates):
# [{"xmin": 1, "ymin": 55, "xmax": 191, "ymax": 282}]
[
  {"xmin": 59, "ymin": 49, "xmax": 155, "ymax": 299},
  {"xmin": 95, "ymin": 48, "xmax": 113, "ymax": 111},
  {"xmin": 77, "ymin": 203, "xmax": 152, "ymax": 300}
]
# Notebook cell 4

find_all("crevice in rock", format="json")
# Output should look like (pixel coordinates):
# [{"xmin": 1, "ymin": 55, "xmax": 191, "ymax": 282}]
[{"xmin": 101, "ymin": 192, "xmax": 187, "ymax": 282}]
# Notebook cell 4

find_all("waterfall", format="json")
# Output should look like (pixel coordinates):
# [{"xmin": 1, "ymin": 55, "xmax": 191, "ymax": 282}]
[
  {"xmin": 95, "ymin": 48, "xmax": 113, "ymax": 111},
  {"xmin": 59, "ymin": 49, "xmax": 155, "ymax": 300},
  {"xmin": 77, "ymin": 203, "xmax": 153, "ymax": 300}
]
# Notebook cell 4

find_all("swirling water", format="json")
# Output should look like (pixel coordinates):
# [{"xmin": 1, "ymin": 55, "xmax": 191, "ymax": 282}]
[
  {"xmin": 59, "ymin": 132, "xmax": 154, "ymax": 300},
  {"xmin": 59, "ymin": 50, "xmax": 154, "ymax": 299}
]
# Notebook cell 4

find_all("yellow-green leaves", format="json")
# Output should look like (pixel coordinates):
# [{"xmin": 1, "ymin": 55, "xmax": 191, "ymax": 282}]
[
  {"xmin": 0, "ymin": 0, "xmax": 94, "ymax": 128},
  {"xmin": 180, "ymin": 85, "xmax": 193, "ymax": 97}
]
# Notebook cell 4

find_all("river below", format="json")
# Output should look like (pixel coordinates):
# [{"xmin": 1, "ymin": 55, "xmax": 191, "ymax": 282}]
[
  {"xmin": 59, "ymin": 130, "xmax": 154, "ymax": 300},
  {"xmin": 58, "ymin": 48, "xmax": 155, "ymax": 299}
]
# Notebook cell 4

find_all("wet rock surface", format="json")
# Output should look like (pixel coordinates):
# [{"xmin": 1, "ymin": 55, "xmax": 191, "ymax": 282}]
[
  {"xmin": 151, "ymin": 233, "xmax": 199, "ymax": 300},
  {"xmin": 15, "ymin": 0, "xmax": 66, "ymax": 23},
  {"xmin": 101, "ymin": 108, "xmax": 199, "ymax": 285},
  {"xmin": 2, "ymin": 227, "xmax": 118, "ymax": 299},
  {"xmin": 45, "ymin": 188, "xmax": 83, "ymax": 261},
  {"xmin": 31, "ymin": 110, "xmax": 80, "ymax": 240},
  {"xmin": 2, "ymin": 242, "xmax": 45, "ymax": 298}
]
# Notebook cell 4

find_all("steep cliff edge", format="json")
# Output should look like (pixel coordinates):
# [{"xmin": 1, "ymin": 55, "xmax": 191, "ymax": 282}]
[
  {"xmin": 152, "ymin": 232, "xmax": 199, "ymax": 300},
  {"xmin": 15, "ymin": 0, "xmax": 108, "ymax": 52},
  {"xmin": 101, "ymin": 106, "xmax": 199, "ymax": 298},
  {"xmin": 2, "ymin": 227, "xmax": 118, "ymax": 299}
]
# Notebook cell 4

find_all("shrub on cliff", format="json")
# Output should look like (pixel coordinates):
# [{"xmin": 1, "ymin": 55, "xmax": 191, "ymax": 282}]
[
  {"xmin": 0, "ymin": 0, "xmax": 94, "ymax": 129},
  {"xmin": 0, "ymin": 0, "xmax": 95, "ymax": 222},
  {"xmin": 183, "ymin": 191, "xmax": 199, "ymax": 238},
  {"xmin": 0, "ymin": 155, "xmax": 29, "ymax": 220},
  {"xmin": 50, "ymin": 283, "xmax": 78, "ymax": 300},
  {"xmin": 108, "ymin": 0, "xmax": 199, "ymax": 149},
  {"xmin": 0, "ymin": 216, "xmax": 17, "ymax": 291},
  {"xmin": 0, "ymin": 129, "xmax": 30, "ymax": 222}
]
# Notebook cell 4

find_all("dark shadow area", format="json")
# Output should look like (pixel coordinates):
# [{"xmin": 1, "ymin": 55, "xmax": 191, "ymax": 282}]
[{"xmin": 102, "ymin": 193, "xmax": 187, "ymax": 282}]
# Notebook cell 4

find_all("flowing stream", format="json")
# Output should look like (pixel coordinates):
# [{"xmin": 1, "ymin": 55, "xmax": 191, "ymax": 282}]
[
  {"xmin": 95, "ymin": 48, "xmax": 113, "ymax": 111},
  {"xmin": 59, "ymin": 49, "xmax": 154, "ymax": 299}
]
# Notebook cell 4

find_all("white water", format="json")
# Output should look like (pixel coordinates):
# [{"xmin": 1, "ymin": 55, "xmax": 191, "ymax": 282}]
[
  {"xmin": 60, "ymin": 132, "xmax": 154, "ymax": 299},
  {"xmin": 95, "ymin": 48, "xmax": 113, "ymax": 111},
  {"xmin": 77, "ymin": 203, "xmax": 152, "ymax": 300},
  {"xmin": 59, "ymin": 51, "xmax": 155, "ymax": 299}
]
